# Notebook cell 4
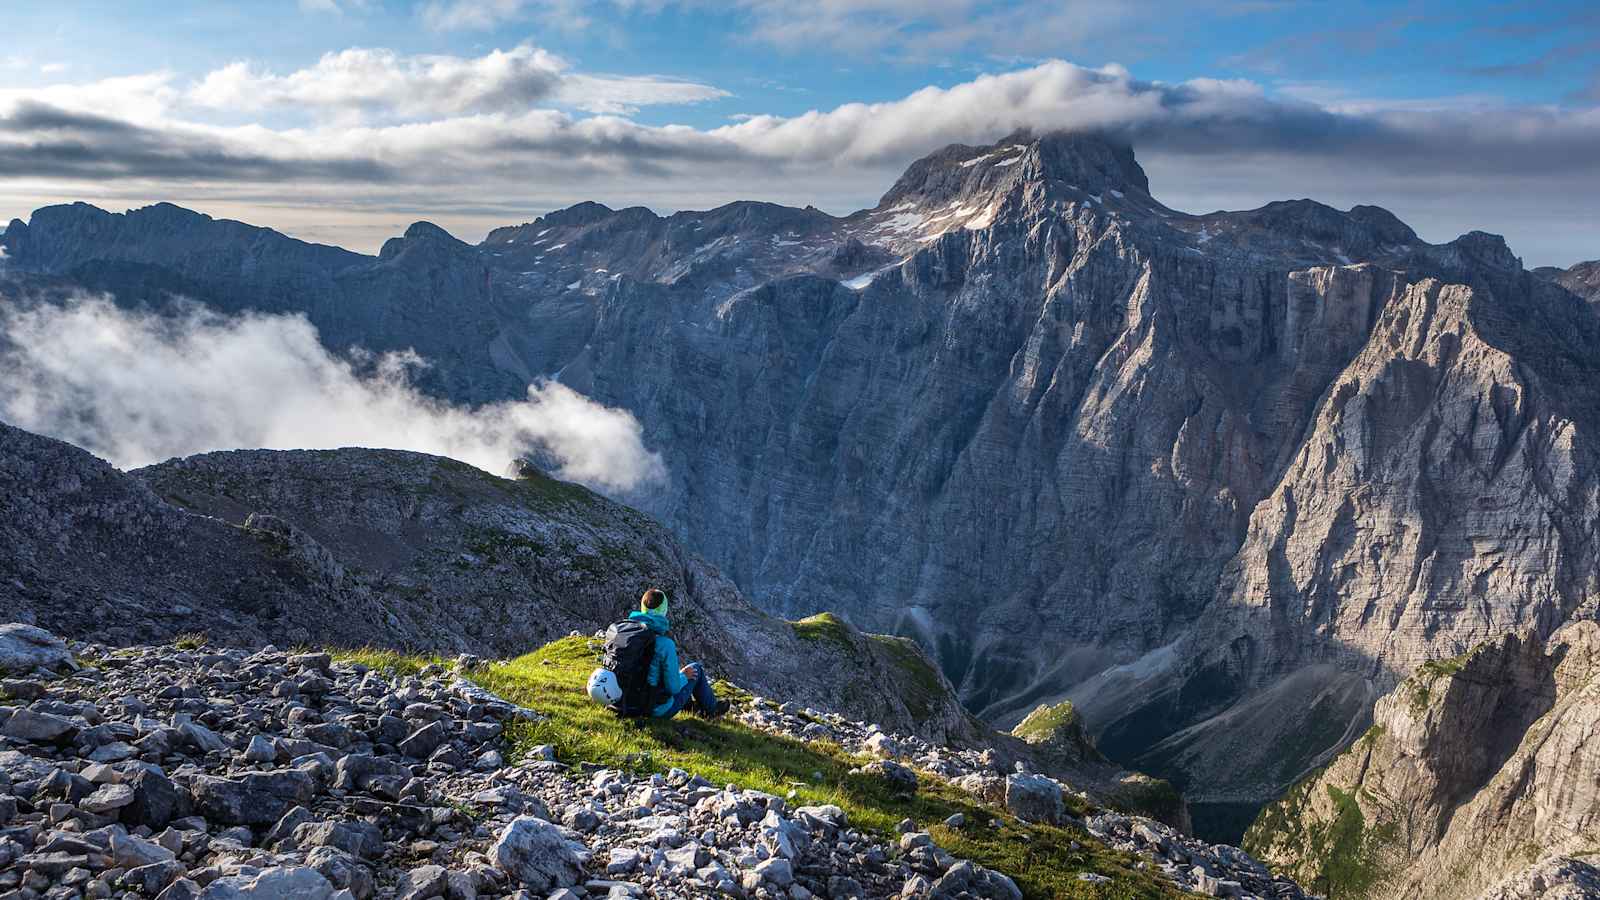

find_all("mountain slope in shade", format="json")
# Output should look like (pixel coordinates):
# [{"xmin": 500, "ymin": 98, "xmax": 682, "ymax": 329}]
[
  {"xmin": 1534, "ymin": 258, "xmax": 1600, "ymax": 305},
  {"xmin": 5, "ymin": 131, "xmax": 1598, "ymax": 838},
  {"xmin": 0, "ymin": 418, "xmax": 979, "ymax": 744}
]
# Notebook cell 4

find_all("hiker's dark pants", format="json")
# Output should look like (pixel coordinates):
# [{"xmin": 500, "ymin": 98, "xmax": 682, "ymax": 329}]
[{"xmin": 660, "ymin": 661, "xmax": 718, "ymax": 717}]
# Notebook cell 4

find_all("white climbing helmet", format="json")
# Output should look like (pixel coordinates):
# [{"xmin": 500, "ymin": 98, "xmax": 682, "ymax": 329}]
[{"xmin": 587, "ymin": 667, "xmax": 623, "ymax": 706}]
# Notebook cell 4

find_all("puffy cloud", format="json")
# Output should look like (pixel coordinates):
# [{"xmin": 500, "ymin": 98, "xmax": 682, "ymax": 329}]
[
  {"xmin": 187, "ymin": 45, "xmax": 725, "ymax": 120},
  {"xmin": 0, "ymin": 296, "xmax": 666, "ymax": 491}
]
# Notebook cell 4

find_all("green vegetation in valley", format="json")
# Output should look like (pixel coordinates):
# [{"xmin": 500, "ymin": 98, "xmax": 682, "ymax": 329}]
[
  {"xmin": 1244, "ymin": 771, "xmax": 1397, "ymax": 899},
  {"xmin": 462, "ymin": 635, "xmax": 1182, "ymax": 899}
]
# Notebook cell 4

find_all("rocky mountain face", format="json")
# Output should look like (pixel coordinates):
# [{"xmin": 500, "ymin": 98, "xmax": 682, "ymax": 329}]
[
  {"xmin": 1534, "ymin": 259, "xmax": 1600, "ymax": 305},
  {"xmin": 6, "ymin": 131, "xmax": 1599, "ymax": 839},
  {"xmin": 0, "ymin": 420, "xmax": 978, "ymax": 745},
  {"xmin": 1245, "ymin": 622, "xmax": 1600, "ymax": 899}
]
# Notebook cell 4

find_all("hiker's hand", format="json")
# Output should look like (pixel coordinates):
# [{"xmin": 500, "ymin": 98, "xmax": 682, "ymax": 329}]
[{"xmin": 680, "ymin": 664, "xmax": 696, "ymax": 675}]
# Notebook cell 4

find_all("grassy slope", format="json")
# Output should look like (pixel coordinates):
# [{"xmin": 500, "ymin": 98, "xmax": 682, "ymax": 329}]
[{"xmin": 360, "ymin": 636, "xmax": 1182, "ymax": 899}]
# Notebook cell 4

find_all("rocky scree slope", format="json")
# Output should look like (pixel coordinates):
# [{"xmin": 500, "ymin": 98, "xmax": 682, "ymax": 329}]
[
  {"xmin": 7, "ymin": 132, "xmax": 1599, "ymax": 829},
  {"xmin": 0, "ymin": 623, "xmax": 1309, "ymax": 899},
  {"xmin": 1244, "ymin": 621, "xmax": 1600, "ymax": 900},
  {"xmin": 0, "ymin": 421, "xmax": 971, "ymax": 745}
]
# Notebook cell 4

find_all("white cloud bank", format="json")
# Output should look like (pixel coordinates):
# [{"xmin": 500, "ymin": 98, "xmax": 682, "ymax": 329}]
[
  {"xmin": 187, "ymin": 44, "xmax": 725, "ymax": 119},
  {"xmin": 0, "ymin": 297, "xmax": 666, "ymax": 491}
]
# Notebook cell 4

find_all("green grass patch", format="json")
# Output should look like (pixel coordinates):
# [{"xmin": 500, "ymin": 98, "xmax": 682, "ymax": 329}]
[
  {"xmin": 1013, "ymin": 701, "xmax": 1082, "ymax": 743},
  {"xmin": 1406, "ymin": 648, "xmax": 1475, "ymax": 714},
  {"xmin": 868, "ymin": 634, "xmax": 947, "ymax": 724},
  {"xmin": 791, "ymin": 612, "xmax": 855, "ymax": 650},
  {"xmin": 467, "ymin": 636, "xmax": 1180, "ymax": 899},
  {"xmin": 330, "ymin": 647, "xmax": 446, "ymax": 678},
  {"xmin": 173, "ymin": 632, "xmax": 209, "ymax": 650}
]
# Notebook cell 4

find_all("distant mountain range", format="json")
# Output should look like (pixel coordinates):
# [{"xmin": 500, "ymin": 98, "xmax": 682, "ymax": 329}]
[{"xmin": 5, "ymin": 130, "xmax": 1598, "ymax": 842}]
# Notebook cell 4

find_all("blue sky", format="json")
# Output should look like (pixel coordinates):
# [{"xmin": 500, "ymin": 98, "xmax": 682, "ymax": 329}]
[{"xmin": 2, "ymin": 0, "xmax": 1597, "ymax": 265}]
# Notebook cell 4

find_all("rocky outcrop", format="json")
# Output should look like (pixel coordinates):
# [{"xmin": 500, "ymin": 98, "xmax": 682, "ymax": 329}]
[
  {"xmin": 1245, "ymin": 621, "xmax": 1600, "ymax": 899},
  {"xmin": 1474, "ymin": 856, "xmax": 1600, "ymax": 900},
  {"xmin": 0, "ymin": 628, "xmax": 1306, "ymax": 899},
  {"xmin": 0, "ymin": 421, "xmax": 974, "ymax": 743},
  {"xmin": 1534, "ymin": 259, "xmax": 1600, "ymax": 305}
]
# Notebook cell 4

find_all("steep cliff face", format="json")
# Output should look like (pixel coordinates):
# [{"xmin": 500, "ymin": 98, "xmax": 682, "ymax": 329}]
[
  {"xmin": 6, "ymin": 132, "xmax": 1597, "ymax": 833},
  {"xmin": 1084, "ymin": 271, "xmax": 1600, "ymax": 819},
  {"xmin": 1245, "ymin": 622, "xmax": 1600, "ymax": 899}
]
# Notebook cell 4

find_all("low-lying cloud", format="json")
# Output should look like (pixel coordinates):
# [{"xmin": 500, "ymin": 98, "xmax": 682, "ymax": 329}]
[{"xmin": 0, "ymin": 296, "xmax": 667, "ymax": 492}]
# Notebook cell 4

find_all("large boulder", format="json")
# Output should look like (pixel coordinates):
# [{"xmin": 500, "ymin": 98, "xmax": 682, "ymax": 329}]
[
  {"xmin": 121, "ymin": 765, "xmax": 180, "ymax": 829},
  {"xmin": 491, "ymin": 815, "xmax": 589, "ymax": 892},
  {"xmin": 305, "ymin": 846, "xmax": 374, "ymax": 900},
  {"xmin": 293, "ymin": 820, "xmax": 383, "ymax": 859},
  {"xmin": 1004, "ymin": 773, "xmax": 1063, "ymax": 824},
  {"xmin": 0, "ymin": 624, "xmax": 75, "ymax": 675},
  {"xmin": 199, "ymin": 865, "xmax": 335, "ymax": 899},
  {"xmin": 0, "ymin": 707, "xmax": 78, "ymax": 742},
  {"xmin": 191, "ymin": 770, "xmax": 316, "ymax": 826}
]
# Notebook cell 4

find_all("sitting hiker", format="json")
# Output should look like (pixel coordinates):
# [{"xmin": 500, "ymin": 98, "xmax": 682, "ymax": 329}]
[{"xmin": 631, "ymin": 588, "xmax": 729, "ymax": 719}]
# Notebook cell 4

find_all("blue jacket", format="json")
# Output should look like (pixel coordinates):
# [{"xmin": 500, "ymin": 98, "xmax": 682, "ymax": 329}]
[{"xmin": 628, "ymin": 610, "xmax": 686, "ymax": 716}]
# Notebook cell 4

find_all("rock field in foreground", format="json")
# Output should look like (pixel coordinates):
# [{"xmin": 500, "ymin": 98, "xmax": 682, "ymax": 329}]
[{"xmin": 0, "ymin": 624, "xmax": 1306, "ymax": 899}]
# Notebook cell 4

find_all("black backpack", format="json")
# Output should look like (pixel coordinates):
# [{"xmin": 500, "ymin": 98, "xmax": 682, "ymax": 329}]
[{"xmin": 603, "ymin": 620, "xmax": 666, "ymax": 717}]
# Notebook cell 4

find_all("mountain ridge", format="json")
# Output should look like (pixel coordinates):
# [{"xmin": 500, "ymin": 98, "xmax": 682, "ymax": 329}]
[{"xmin": 4, "ymin": 130, "xmax": 1597, "ymax": 847}]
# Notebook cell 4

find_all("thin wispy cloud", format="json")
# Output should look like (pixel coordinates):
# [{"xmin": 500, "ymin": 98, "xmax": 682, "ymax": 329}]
[{"xmin": 421, "ymin": 0, "xmax": 1167, "ymax": 59}]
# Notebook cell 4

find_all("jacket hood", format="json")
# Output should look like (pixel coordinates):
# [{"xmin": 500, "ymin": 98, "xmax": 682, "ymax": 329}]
[{"xmin": 628, "ymin": 609, "xmax": 670, "ymax": 634}]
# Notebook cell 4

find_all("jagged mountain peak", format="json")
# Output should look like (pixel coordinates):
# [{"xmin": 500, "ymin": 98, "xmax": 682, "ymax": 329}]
[
  {"xmin": 401, "ymin": 220, "xmax": 463, "ymax": 243},
  {"xmin": 1535, "ymin": 258, "xmax": 1600, "ymax": 304},
  {"xmin": 879, "ymin": 129, "xmax": 1149, "ymax": 210},
  {"xmin": 379, "ymin": 220, "xmax": 475, "ymax": 262},
  {"xmin": 1447, "ymin": 229, "xmax": 1520, "ymax": 270}
]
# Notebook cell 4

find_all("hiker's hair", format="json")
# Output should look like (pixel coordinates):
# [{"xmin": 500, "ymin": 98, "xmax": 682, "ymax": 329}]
[{"xmin": 641, "ymin": 588, "xmax": 667, "ymax": 609}]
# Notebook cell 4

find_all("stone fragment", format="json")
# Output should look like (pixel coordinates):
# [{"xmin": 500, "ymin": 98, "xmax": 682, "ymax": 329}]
[
  {"xmin": 394, "ymin": 865, "xmax": 449, "ymax": 900},
  {"xmin": 2, "ymin": 707, "xmax": 77, "ymax": 742},
  {"xmin": 490, "ymin": 815, "xmax": 589, "ymax": 892},
  {"xmin": 1004, "ymin": 773, "xmax": 1063, "ymax": 825},
  {"xmin": 0, "ymin": 623, "xmax": 75, "ymax": 674},
  {"xmin": 82, "ymin": 783, "xmax": 136, "ymax": 813},
  {"xmin": 198, "ymin": 865, "xmax": 336, "ymax": 899}
]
